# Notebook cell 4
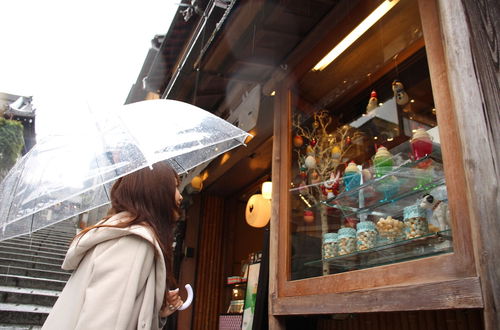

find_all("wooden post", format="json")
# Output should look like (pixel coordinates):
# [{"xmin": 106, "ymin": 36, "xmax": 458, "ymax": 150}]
[
  {"xmin": 426, "ymin": 0, "xmax": 500, "ymax": 328},
  {"xmin": 268, "ymin": 88, "xmax": 286, "ymax": 330}
]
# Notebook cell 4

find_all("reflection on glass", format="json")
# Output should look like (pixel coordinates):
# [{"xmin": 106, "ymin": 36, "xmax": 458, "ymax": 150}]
[{"xmin": 289, "ymin": 0, "xmax": 453, "ymax": 281}]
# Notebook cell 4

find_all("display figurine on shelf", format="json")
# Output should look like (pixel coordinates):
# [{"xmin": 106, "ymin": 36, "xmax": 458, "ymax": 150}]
[
  {"xmin": 366, "ymin": 90, "xmax": 379, "ymax": 113},
  {"xmin": 373, "ymin": 146, "xmax": 394, "ymax": 177},
  {"xmin": 411, "ymin": 128, "xmax": 433, "ymax": 164},
  {"xmin": 323, "ymin": 172, "xmax": 340, "ymax": 199},
  {"xmin": 419, "ymin": 193, "xmax": 450, "ymax": 231},
  {"xmin": 343, "ymin": 161, "xmax": 361, "ymax": 191},
  {"xmin": 392, "ymin": 79, "xmax": 410, "ymax": 106}
]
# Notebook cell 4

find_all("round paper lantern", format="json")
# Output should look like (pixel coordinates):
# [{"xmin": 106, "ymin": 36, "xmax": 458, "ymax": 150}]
[
  {"xmin": 245, "ymin": 194, "xmax": 271, "ymax": 228},
  {"xmin": 190, "ymin": 176, "xmax": 203, "ymax": 191}
]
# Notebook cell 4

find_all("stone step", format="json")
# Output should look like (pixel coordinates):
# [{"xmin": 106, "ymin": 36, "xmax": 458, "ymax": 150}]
[
  {"xmin": 0, "ymin": 242, "xmax": 66, "ymax": 256},
  {"xmin": 0, "ymin": 266, "xmax": 70, "ymax": 282},
  {"xmin": 0, "ymin": 324, "xmax": 42, "ymax": 329},
  {"xmin": 0, "ymin": 252, "xmax": 64, "ymax": 265},
  {"xmin": 0, "ymin": 303, "xmax": 49, "ymax": 326},
  {"xmin": 6, "ymin": 238, "xmax": 70, "ymax": 250},
  {"xmin": 21, "ymin": 235, "xmax": 72, "ymax": 246},
  {"xmin": 0, "ymin": 245, "xmax": 66, "ymax": 259},
  {"xmin": 0, "ymin": 275, "xmax": 66, "ymax": 292},
  {"xmin": 0, "ymin": 258, "xmax": 64, "ymax": 273},
  {"xmin": 0, "ymin": 286, "xmax": 59, "ymax": 307}
]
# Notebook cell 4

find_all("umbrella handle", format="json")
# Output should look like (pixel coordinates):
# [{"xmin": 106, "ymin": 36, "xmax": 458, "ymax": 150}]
[{"xmin": 177, "ymin": 284, "xmax": 194, "ymax": 311}]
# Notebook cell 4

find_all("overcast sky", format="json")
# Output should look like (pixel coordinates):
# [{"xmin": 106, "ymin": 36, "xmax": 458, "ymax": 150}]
[{"xmin": 0, "ymin": 0, "xmax": 178, "ymax": 137}]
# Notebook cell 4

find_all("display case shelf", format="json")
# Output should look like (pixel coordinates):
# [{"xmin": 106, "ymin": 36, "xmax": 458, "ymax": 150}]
[
  {"xmin": 293, "ymin": 154, "xmax": 446, "ymax": 219},
  {"xmin": 305, "ymin": 230, "xmax": 453, "ymax": 272}
]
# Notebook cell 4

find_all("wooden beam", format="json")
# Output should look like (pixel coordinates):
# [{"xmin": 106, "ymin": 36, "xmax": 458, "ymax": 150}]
[
  {"xmin": 429, "ymin": 0, "xmax": 500, "ymax": 329},
  {"xmin": 272, "ymin": 277, "xmax": 483, "ymax": 315}
]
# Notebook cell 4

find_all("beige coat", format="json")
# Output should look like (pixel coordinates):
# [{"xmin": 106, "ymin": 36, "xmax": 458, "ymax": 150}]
[{"xmin": 42, "ymin": 212, "xmax": 167, "ymax": 330}]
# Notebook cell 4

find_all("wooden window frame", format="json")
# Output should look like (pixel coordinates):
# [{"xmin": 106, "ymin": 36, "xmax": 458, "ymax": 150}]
[{"xmin": 269, "ymin": 0, "xmax": 483, "ymax": 315}]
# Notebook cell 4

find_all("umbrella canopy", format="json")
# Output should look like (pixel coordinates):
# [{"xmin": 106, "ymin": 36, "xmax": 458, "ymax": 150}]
[{"xmin": 0, "ymin": 99, "xmax": 250, "ymax": 240}]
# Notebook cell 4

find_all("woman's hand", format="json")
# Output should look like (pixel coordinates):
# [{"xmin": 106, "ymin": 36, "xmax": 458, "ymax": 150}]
[{"xmin": 160, "ymin": 288, "xmax": 184, "ymax": 318}]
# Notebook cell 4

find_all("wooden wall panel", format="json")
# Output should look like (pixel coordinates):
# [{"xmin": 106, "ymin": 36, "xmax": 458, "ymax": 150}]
[
  {"xmin": 286, "ymin": 309, "xmax": 484, "ymax": 330},
  {"xmin": 192, "ymin": 194, "xmax": 225, "ymax": 330}
]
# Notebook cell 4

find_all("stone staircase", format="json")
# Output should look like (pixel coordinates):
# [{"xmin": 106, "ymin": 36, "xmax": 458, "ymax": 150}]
[{"xmin": 0, "ymin": 220, "xmax": 76, "ymax": 329}]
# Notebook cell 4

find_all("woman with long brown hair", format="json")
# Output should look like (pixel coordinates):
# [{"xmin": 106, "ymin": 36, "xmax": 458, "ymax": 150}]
[{"xmin": 43, "ymin": 161, "xmax": 184, "ymax": 330}]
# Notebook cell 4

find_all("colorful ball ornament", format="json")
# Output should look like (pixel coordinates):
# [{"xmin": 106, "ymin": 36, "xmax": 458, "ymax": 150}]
[
  {"xmin": 293, "ymin": 135, "xmax": 304, "ymax": 148},
  {"xmin": 332, "ymin": 146, "xmax": 341, "ymax": 159},
  {"xmin": 305, "ymin": 155, "xmax": 316, "ymax": 169},
  {"xmin": 245, "ymin": 194, "xmax": 271, "ymax": 228},
  {"xmin": 303, "ymin": 210, "xmax": 314, "ymax": 223},
  {"xmin": 306, "ymin": 145, "xmax": 315, "ymax": 155},
  {"xmin": 310, "ymin": 138, "xmax": 317, "ymax": 147},
  {"xmin": 313, "ymin": 121, "xmax": 320, "ymax": 128}
]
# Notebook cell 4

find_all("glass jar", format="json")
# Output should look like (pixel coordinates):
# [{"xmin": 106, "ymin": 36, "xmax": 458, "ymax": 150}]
[
  {"xmin": 356, "ymin": 221, "xmax": 378, "ymax": 251},
  {"xmin": 338, "ymin": 227, "xmax": 357, "ymax": 255},
  {"xmin": 322, "ymin": 232, "xmax": 338, "ymax": 259},
  {"xmin": 376, "ymin": 216, "xmax": 405, "ymax": 242},
  {"xmin": 403, "ymin": 205, "xmax": 428, "ymax": 239}
]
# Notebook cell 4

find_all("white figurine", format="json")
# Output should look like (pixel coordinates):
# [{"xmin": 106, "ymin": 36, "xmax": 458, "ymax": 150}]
[
  {"xmin": 392, "ymin": 79, "xmax": 410, "ymax": 106},
  {"xmin": 366, "ymin": 90, "xmax": 378, "ymax": 112},
  {"xmin": 419, "ymin": 193, "xmax": 450, "ymax": 231}
]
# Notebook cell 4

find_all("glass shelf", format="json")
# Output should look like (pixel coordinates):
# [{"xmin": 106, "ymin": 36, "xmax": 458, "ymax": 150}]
[
  {"xmin": 292, "ymin": 155, "xmax": 446, "ymax": 218},
  {"xmin": 305, "ymin": 230, "xmax": 453, "ymax": 272}
]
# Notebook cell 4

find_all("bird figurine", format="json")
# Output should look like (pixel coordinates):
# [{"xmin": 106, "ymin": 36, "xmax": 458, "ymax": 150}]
[
  {"xmin": 366, "ymin": 90, "xmax": 378, "ymax": 112},
  {"xmin": 392, "ymin": 79, "xmax": 410, "ymax": 106}
]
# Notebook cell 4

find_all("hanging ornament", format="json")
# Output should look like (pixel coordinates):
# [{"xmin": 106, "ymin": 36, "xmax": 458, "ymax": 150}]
[
  {"xmin": 312, "ymin": 121, "xmax": 320, "ymax": 129},
  {"xmin": 305, "ymin": 155, "xmax": 316, "ymax": 169},
  {"xmin": 306, "ymin": 145, "xmax": 315, "ymax": 156},
  {"xmin": 366, "ymin": 90, "xmax": 378, "ymax": 112},
  {"xmin": 303, "ymin": 210, "xmax": 314, "ymax": 223},
  {"xmin": 345, "ymin": 136, "xmax": 351, "ymax": 145},
  {"xmin": 293, "ymin": 135, "xmax": 304, "ymax": 148},
  {"xmin": 332, "ymin": 145, "xmax": 341, "ymax": 159},
  {"xmin": 299, "ymin": 170, "xmax": 307, "ymax": 179},
  {"xmin": 392, "ymin": 79, "xmax": 410, "ymax": 106},
  {"xmin": 310, "ymin": 138, "xmax": 317, "ymax": 147}
]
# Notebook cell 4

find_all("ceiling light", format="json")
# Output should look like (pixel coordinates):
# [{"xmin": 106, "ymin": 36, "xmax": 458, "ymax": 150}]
[{"xmin": 312, "ymin": 0, "xmax": 400, "ymax": 71}]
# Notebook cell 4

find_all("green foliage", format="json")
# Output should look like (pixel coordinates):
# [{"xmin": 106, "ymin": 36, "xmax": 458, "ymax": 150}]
[{"xmin": 0, "ymin": 117, "xmax": 25, "ymax": 180}]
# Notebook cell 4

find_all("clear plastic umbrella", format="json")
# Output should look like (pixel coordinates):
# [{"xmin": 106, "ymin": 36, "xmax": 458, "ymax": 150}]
[{"xmin": 0, "ymin": 99, "xmax": 250, "ymax": 240}]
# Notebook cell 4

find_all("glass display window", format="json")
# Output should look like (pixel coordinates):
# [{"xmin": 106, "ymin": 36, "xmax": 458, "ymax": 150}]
[{"xmin": 288, "ymin": 0, "xmax": 453, "ymax": 280}]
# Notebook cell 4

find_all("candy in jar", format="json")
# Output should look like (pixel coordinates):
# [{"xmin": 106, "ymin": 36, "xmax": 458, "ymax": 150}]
[
  {"xmin": 338, "ymin": 227, "xmax": 357, "ymax": 255},
  {"xmin": 322, "ymin": 233, "xmax": 338, "ymax": 259},
  {"xmin": 356, "ymin": 221, "xmax": 378, "ymax": 251},
  {"xmin": 403, "ymin": 205, "xmax": 429, "ymax": 239}
]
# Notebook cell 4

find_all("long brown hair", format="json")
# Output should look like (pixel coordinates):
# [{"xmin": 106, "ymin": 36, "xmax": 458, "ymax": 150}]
[{"xmin": 76, "ymin": 161, "xmax": 179, "ymax": 287}]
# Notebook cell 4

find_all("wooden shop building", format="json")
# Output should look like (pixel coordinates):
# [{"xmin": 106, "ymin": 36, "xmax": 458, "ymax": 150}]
[{"xmin": 127, "ymin": 0, "xmax": 499, "ymax": 329}]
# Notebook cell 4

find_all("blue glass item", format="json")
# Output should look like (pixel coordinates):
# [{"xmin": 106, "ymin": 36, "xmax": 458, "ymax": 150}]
[
  {"xmin": 376, "ymin": 175, "xmax": 400, "ymax": 202},
  {"xmin": 343, "ymin": 162, "xmax": 361, "ymax": 191}
]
